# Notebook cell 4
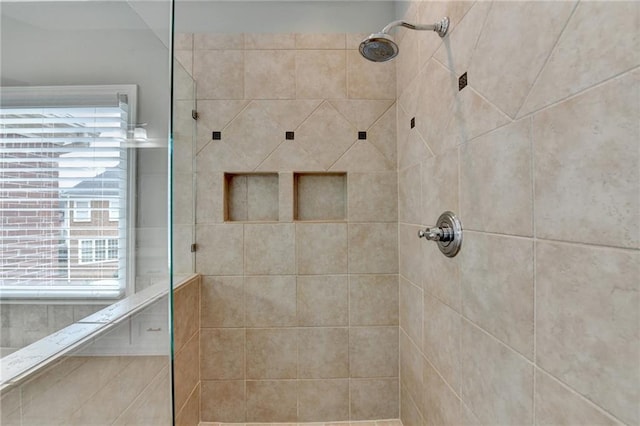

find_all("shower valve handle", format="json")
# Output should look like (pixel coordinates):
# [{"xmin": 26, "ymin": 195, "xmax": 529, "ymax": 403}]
[
  {"xmin": 418, "ymin": 226, "xmax": 453, "ymax": 242},
  {"xmin": 417, "ymin": 212, "xmax": 463, "ymax": 258}
]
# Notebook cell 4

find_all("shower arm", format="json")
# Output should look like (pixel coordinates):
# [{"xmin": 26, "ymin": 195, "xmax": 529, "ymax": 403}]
[{"xmin": 381, "ymin": 18, "xmax": 449, "ymax": 37}]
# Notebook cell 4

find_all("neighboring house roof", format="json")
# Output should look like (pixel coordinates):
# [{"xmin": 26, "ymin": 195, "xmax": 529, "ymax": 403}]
[{"xmin": 61, "ymin": 169, "xmax": 120, "ymax": 197}]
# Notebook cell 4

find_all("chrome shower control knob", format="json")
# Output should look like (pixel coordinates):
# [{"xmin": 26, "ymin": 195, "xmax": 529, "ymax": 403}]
[
  {"xmin": 417, "ymin": 212, "xmax": 463, "ymax": 258},
  {"xmin": 418, "ymin": 227, "xmax": 449, "ymax": 241}
]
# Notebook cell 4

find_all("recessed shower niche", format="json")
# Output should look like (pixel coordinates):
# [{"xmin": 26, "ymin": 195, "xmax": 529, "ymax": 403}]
[
  {"xmin": 224, "ymin": 173, "xmax": 279, "ymax": 221},
  {"xmin": 294, "ymin": 172, "xmax": 347, "ymax": 221}
]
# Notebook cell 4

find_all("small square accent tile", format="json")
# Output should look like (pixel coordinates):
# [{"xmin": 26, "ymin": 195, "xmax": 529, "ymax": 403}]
[
  {"xmin": 458, "ymin": 72, "xmax": 468, "ymax": 91},
  {"xmin": 410, "ymin": 117, "xmax": 415, "ymax": 129},
  {"xmin": 285, "ymin": 131, "xmax": 295, "ymax": 140},
  {"xmin": 358, "ymin": 131, "xmax": 367, "ymax": 140},
  {"xmin": 212, "ymin": 131, "xmax": 222, "ymax": 140}
]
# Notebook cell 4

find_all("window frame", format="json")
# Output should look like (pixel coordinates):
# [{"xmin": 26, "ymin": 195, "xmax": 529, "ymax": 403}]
[
  {"xmin": 0, "ymin": 85, "xmax": 138, "ymax": 301},
  {"xmin": 73, "ymin": 200, "xmax": 92, "ymax": 222},
  {"xmin": 78, "ymin": 238, "xmax": 119, "ymax": 264}
]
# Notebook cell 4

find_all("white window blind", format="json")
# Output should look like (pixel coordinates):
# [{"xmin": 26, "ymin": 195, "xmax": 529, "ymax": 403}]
[{"xmin": 0, "ymin": 86, "xmax": 136, "ymax": 299}]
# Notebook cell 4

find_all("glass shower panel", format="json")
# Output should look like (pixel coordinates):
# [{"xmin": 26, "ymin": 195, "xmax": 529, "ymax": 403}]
[
  {"xmin": 0, "ymin": 0, "xmax": 175, "ymax": 424},
  {"xmin": 172, "ymin": 57, "xmax": 197, "ymax": 277}
]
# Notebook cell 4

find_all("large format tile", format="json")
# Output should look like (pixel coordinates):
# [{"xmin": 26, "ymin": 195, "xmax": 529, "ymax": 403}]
[
  {"xmin": 414, "ymin": 60, "xmax": 459, "ymax": 155},
  {"xmin": 194, "ymin": 33, "xmax": 243, "ymax": 50},
  {"xmin": 347, "ymin": 172, "xmax": 398, "ymax": 223},
  {"xmin": 422, "ymin": 358, "xmax": 461, "ymax": 426},
  {"xmin": 400, "ymin": 383, "xmax": 423, "ymax": 426},
  {"xmin": 396, "ymin": 16, "xmax": 419, "ymax": 97},
  {"xmin": 351, "ymin": 378, "xmax": 399, "ymax": 420},
  {"xmin": 195, "ymin": 100, "xmax": 249, "ymax": 153},
  {"xmin": 173, "ymin": 278, "xmax": 200, "ymax": 352},
  {"xmin": 367, "ymin": 104, "xmax": 397, "ymax": 167},
  {"xmin": 398, "ymin": 224, "xmax": 425, "ymax": 287},
  {"xmin": 253, "ymin": 99, "xmax": 321, "ymax": 131},
  {"xmin": 397, "ymin": 105, "xmax": 432, "ymax": 171},
  {"xmin": 244, "ymin": 224, "xmax": 295, "ymax": 275},
  {"xmin": 398, "ymin": 164, "xmax": 421, "ymax": 225},
  {"xmin": 201, "ymin": 276, "xmax": 244, "ymax": 328},
  {"xmin": 64, "ymin": 357, "xmax": 167, "ymax": 425},
  {"xmin": 520, "ymin": 1, "xmax": 640, "ymax": 116},
  {"xmin": 349, "ymin": 326, "xmax": 398, "ymax": 378},
  {"xmin": 422, "ymin": 237, "xmax": 461, "ymax": 312},
  {"xmin": 257, "ymin": 140, "xmax": 325, "ymax": 172},
  {"xmin": 461, "ymin": 321, "xmax": 533, "ymax": 425},
  {"xmin": 296, "ymin": 50, "xmax": 347, "ymax": 99},
  {"xmin": 424, "ymin": 293, "xmax": 461, "ymax": 392},
  {"xmin": 330, "ymin": 99, "xmax": 394, "ymax": 131},
  {"xmin": 330, "ymin": 140, "xmax": 394, "ymax": 172},
  {"xmin": 245, "ymin": 275, "xmax": 296, "ymax": 327},
  {"xmin": 298, "ymin": 327, "xmax": 349, "ymax": 378},
  {"xmin": 536, "ymin": 242, "xmax": 639, "ymax": 425},
  {"xmin": 175, "ymin": 382, "xmax": 199, "ymax": 426},
  {"xmin": 468, "ymin": 1, "xmax": 576, "ymax": 117},
  {"xmin": 21, "ymin": 357, "xmax": 134, "ymax": 424},
  {"xmin": 295, "ymin": 33, "xmax": 346, "ymax": 49},
  {"xmin": 244, "ymin": 33, "xmax": 295, "ymax": 50},
  {"xmin": 296, "ymin": 101, "xmax": 356, "ymax": 170},
  {"xmin": 441, "ymin": 84, "xmax": 511, "ymax": 150},
  {"xmin": 433, "ymin": 1, "xmax": 492, "ymax": 75},
  {"xmin": 420, "ymin": 148, "xmax": 459, "ymax": 226},
  {"xmin": 195, "ymin": 224, "xmax": 244, "ymax": 275},
  {"xmin": 244, "ymin": 50, "xmax": 295, "ymax": 99},
  {"xmin": 349, "ymin": 274, "xmax": 398, "ymax": 326},
  {"xmin": 296, "ymin": 223, "xmax": 347, "ymax": 275},
  {"xmin": 200, "ymin": 380, "xmax": 245, "ymax": 422},
  {"xmin": 297, "ymin": 275, "xmax": 348, "ymax": 326},
  {"xmin": 298, "ymin": 379, "xmax": 349, "ymax": 421},
  {"xmin": 174, "ymin": 332, "xmax": 199, "ymax": 412},
  {"xmin": 460, "ymin": 232, "xmax": 534, "ymax": 358},
  {"xmin": 535, "ymin": 369, "xmax": 622, "ymax": 426},
  {"xmin": 460, "ymin": 118, "xmax": 533, "ymax": 236},
  {"xmin": 246, "ymin": 380, "xmax": 297, "ymax": 422},
  {"xmin": 221, "ymin": 102, "xmax": 285, "ymax": 170},
  {"xmin": 533, "ymin": 70, "xmax": 640, "ymax": 249},
  {"xmin": 200, "ymin": 329, "xmax": 245, "ymax": 380},
  {"xmin": 400, "ymin": 331, "xmax": 424, "ymax": 417},
  {"xmin": 400, "ymin": 276, "xmax": 423, "ymax": 350},
  {"xmin": 194, "ymin": 50, "xmax": 244, "ymax": 100},
  {"xmin": 246, "ymin": 329, "xmax": 297, "ymax": 379},
  {"xmin": 417, "ymin": 0, "xmax": 475, "ymax": 70},
  {"xmin": 348, "ymin": 223, "xmax": 398, "ymax": 274},
  {"xmin": 347, "ymin": 50, "xmax": 396, "ymax": 100}
]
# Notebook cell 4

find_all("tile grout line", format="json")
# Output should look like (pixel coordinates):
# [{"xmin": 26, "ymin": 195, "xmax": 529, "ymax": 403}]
[
  {"xmin": 514, "ymin": 0, "xmax": 580, "ymax": 119},
  {"xmin": 516, "ymin": 63, "xmax": 640, "ymax": 121},
  {"xmin": 530, "ymin": 115, "xmax": 537, "ymax": 426},
  {"xmin": 534, "ymin": 365, "xmax": 631, "ymax": 426}
]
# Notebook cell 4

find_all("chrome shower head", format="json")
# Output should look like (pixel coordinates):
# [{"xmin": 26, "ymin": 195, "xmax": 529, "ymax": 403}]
[
  {"xmin": 359, "ymin": 17, "xmax": 449, "ymax": 62},
  {"xmin": 359, "ymin": 33, "xmax": 399, "ymax": 62}
]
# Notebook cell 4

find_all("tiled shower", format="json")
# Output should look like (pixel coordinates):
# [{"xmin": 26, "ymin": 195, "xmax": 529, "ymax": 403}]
[
  {"xmin": 174, "ymin": 31, "xmax": 401, "ymax": 422},
  {"xmin": 172, "ymin": 0, "xmax": 639, "ymax": 425}
]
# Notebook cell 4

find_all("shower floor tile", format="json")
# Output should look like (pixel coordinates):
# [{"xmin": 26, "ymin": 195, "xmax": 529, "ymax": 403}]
[{"xmin": 200, "ymin": 420, "xmax": 402, "ymax": 426}]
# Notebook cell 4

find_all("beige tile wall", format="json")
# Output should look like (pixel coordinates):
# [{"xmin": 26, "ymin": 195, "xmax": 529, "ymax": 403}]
[
  {"xmin": 178, "ymin": 32, "xmax": 399, "ymax": 422},
  {"xmin": 174, "ymin": 275, "xmax": 201, "ymax": 425},
  {"xmin": 0, "ymin": 355, "xmax": 170, "ymax": 426},
  {"xmin": 396, "ymin": 1, "xmax": 639, "ymax": 426}
]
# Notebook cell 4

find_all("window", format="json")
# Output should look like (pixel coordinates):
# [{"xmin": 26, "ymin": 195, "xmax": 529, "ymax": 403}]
[
  {"xmin": 108, "ymin": 199, "xmax": 119, "ymax": 221},
  {"xmin": 78, "ymin": 239, "xmax": 118, "ymax": 264},
  {"xmin": 74, "ymin": 200, "xmax": 91, "ymax": 222},
  {"xmin": 0, "ymin": 85, "xmax": 136, "ymax": 299}
]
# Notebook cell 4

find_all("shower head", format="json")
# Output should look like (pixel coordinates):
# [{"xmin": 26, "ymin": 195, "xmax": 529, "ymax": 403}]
[
  {"xmin": 359, "ymin": 17, "xmax": 449, "ymax": 62},
  {"xmin": 359, "ymin": 33, "xmax": 399, "ymax": 62}
]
